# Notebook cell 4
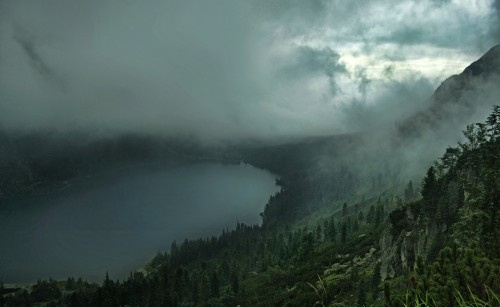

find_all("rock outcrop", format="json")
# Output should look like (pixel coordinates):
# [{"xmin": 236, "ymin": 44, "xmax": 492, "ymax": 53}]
[{"xmin": 379, "ymin": 206, "xmax": 447, "ymax": 280}]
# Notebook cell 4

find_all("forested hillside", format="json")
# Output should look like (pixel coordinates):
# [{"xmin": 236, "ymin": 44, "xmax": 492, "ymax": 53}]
[
  {"xmin": 2, "ymin": 44, "xmax": 500, "ymax": 306},
  {"xmin": 383, "ymin": 106, "xmax": 500, "ymax": 306},
  {"xmin": 3, "ymin": 107, "xmax": 498, "ymax": 306},
  {"xmin": 2, "ymin": 0, "xmax": 500, "ymax": 305}
]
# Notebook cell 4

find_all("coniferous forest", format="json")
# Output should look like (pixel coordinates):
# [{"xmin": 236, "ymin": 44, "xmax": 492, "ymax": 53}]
[
  {"xmin": 1, "ymin": 2, "xmax": 500, "ymax": 306},
  {"xmin": 2, "ymin": 104, "xmax": 499, "ymax": 306}
]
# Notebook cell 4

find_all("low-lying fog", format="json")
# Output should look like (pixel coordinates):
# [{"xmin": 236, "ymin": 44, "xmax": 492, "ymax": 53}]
[{"xmin": 0, "ymin": 163, "xmax": 278, "ymax": 283}]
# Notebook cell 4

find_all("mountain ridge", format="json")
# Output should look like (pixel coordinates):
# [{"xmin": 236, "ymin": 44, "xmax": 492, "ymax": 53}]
[
  {"xmin": 397, "ymin": 44, "xmax": 500, "ymax": 139},
  {"xmin": 1, "ymin": 45, "xmax": 499, "ymax": 306}
]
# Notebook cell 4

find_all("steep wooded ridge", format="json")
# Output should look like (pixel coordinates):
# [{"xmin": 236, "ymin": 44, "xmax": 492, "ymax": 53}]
[
  {"xmin": 1, "ymin": 46, "xmax": 499, "ymax": 306},
  {"xmin": 381, "ymin": 107, "xmax": 500, "ymax": 305}
]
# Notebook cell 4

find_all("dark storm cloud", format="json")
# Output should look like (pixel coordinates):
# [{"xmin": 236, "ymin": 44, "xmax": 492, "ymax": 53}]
[
  {"xmin": 255, "ymin": 0, "xmax": 496, "ymax": 51},
  {"xmin": 11, "ymin": 29, "xmax": 68, "ymax": 92},
  {"xmin": 0, "ymin": 0, "xmax": 498, "ymax": 139},
  {"xmin": 493, "ymin": 0, "xmax": 500, "ymax": 41},
  {"xmin": 13, "ymin": 34, "xmax": 51, "ymax": 76},
  {"xmin": 335, "ymin": 76, "xmax": 436, "ymax": 131},
  {"xmin": 280, "ymin": 46, "xmax": 346, "ymax": 95},
  {"xmin": 283, "ymin": 47, "xmax": 345, "ymax": 78},
  {"xmin": 381, "ymin": 28, "xmax": 426, "ymax": 46},
  {"xmin": 354, "ymin": 68, "xmax": 372, "ymax": 99},
  {"xmin": 253, "ymin": 0, "xmax": 331, "ymax": 30}
]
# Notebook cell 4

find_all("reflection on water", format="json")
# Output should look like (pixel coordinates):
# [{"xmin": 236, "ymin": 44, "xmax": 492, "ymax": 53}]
[{"xmin": 0, "ymin": 163, "xmax": 278, "ymax": 283}]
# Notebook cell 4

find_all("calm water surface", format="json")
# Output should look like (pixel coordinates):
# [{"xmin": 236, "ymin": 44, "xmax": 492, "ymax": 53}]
[{"xmin": 0, "ymin": 163, "xmax": 278, "ymax": 283}]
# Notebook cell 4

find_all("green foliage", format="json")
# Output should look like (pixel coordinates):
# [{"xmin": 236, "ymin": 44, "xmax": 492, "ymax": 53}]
[
  {"xmin": 307, "ymin": 274, "xmax": 327, "ymax": 307},
  {"xmin": 386, "ymin": 106, "xmax": 500, "ymax": 306},
  {"xmin": 411, "ymin": 245, "xmax": 500, "ymax": 306},
  {"xmin": 340, "ymin": 222, "xmax": 347, "ymax": 243},
  {"xmin": 421, "ymin": 166, "xmax": 438, "ymax": 211},
  {"xmin": 30, "ymin": 280, "xmax": 62, "ymax": 303},
  {"xmin": 395, "ymin": 285, "xmax": 500, "ymax": 307},
  {"xmin": 455, "ymin": 286, "xmax": 500, "ymax": 307},
  {"xmin": 388, "ymin": 206, "xmax": 409, "ymax": 235},
  {"xmin": 5, "ymin": 103, "xmax": 498, "ymax": 306},
  {"xmin": 357, "ymin": 278, "xmax": 367, "ymax": 306},
  {"xmin": 0, "ymin": 282, "xmax": 5, "ymax": 307},
  {"xmin": 404, "ymin": 180, "xmax": 415, "ymax": 202}
]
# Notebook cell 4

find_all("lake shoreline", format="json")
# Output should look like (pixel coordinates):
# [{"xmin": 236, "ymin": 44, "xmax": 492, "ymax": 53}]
[{"xmin": 0, "ymin": 162, "xmax": 278, "ymax": 284}]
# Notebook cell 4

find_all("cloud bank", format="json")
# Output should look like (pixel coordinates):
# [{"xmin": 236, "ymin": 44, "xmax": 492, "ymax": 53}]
[{"xmin": 0, "ymin": 0, "xmax": 498, "ymax": 139}]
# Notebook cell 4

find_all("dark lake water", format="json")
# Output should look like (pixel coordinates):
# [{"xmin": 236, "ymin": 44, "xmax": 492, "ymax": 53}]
[{"xmin": 0, "ymin": 163, "xmax": 278, "ymax": 283}]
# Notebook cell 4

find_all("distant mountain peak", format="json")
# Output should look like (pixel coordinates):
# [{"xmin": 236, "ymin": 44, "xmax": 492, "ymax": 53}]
[
  {"xmin": 463, "ymin": 43, "xmax": 500, "ymax": 77},
  {"xmin": 397, "ymin": 44, "xmax": 500, "ymax": 139},
  {"xmin": 433, "ymin": 44, "xmax": 500, "ymax": 104}
]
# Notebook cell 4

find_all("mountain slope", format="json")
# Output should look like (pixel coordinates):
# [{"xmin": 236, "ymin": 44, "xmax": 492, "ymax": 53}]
[
  {"xmin": 398, "ymin": 44, "xmax": 500, "ymax": 139},
  {"xmin": 1, "ymin": 46, "xmax": 500, "ymax": 306},
  {"xmin": 382, "ymin": 106, "xmax": 500, "ymax": 306}
]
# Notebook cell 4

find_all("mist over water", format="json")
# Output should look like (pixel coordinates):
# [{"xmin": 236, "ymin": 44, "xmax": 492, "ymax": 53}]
[{"xmin": 0, "ymin": 163, "xmax": 278, "ymax": 283}]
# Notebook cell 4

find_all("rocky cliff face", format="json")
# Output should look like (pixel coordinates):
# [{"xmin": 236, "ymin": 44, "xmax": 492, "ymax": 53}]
[
  {"xmin": 379, "ymin": 167, "xmax": 470, "ymax": 281},
  {"xmin": 379, "ymin": 206, "xmax": 447, "ymax": 280},
  {"xmin": 379, "ymin": 45, "xmax": 500, "ymax": 280}
]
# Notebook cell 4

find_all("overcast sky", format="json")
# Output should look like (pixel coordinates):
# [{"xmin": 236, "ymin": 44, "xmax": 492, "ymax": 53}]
[{"xmin": 0, "ymin": 0, "xmax": 499, "ymax": 139}]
